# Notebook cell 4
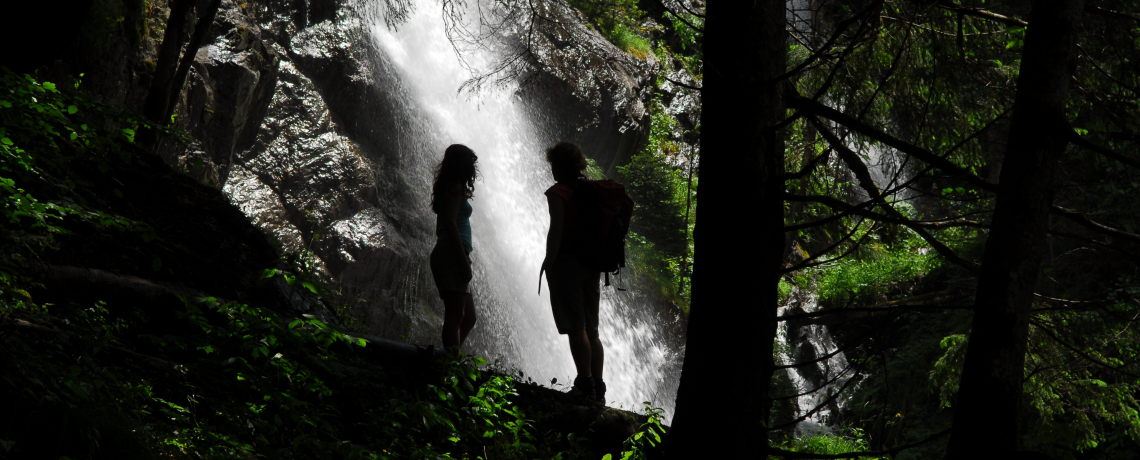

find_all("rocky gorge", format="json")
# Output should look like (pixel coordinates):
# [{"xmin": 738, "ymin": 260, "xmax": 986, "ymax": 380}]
[{"xmin": 23, "ymin": 0, "xmax": 694, "ymax": 419}]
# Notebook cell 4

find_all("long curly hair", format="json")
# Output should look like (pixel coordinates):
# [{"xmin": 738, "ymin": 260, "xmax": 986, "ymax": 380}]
[{"xmin": 431, "ymin": 144, "xmax": 479, "ymax": 214}]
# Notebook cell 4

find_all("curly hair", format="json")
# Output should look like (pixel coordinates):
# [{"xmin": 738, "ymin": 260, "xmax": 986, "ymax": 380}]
[
  {"xmin": 431, "ymin": 144, "xmax": 478, "ymax": 214},
  {"xmin": 545, "ymin": 141, "xmax": 588, "ymax": 182}
]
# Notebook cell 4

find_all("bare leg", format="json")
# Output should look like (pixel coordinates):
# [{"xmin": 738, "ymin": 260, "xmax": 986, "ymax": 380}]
[
  {"xmin": 568, "ymin": 330, "xmax": 593, "ymax": 377},
  {"xmin": 458, "ymin": 293, "xmax": 477, "ymax": 346},
  {"xmin": 441, "ymin": 290, "xmax": 467, "ymax": 356},
  {"xmin": 589, "ymin": 335, "xmax": 604, "ymax": 380}
]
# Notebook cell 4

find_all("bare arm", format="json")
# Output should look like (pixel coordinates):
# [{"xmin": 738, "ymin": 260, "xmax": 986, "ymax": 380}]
[
  {"xmin": 539, "ymin": 193, "xmax": 565, "ymax": 293},
  {"xmin": 545, "ymin": 193, "xmax": 565, "ymax": 263},
  {"xmin": 440, "ymin": 185, "xmax": 472, "ymax": 281}
]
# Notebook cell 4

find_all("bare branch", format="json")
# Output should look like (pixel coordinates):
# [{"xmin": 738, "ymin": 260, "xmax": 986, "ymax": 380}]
[
  {"xmin": 772, "ymin": 364, "xmax": 855, "ymax": 400},
  {"xmin": 934, "ymin": 1, "xmax": 1027, "ymax": 27},
  {"xmin": 655, "ymin": 0, "xmax": 703, "ymax": 32},
  {"xmin": 1052, "ymin": 206, "xmax": 1140, "ymax": 244},
  {"xmin": 791, "ymin": 95, "xmax": 998, "ymax": 192},
  {"xmin": 773, "ymin": 330, "xmax": 872, "ymax": 370},
  {"xmin": 1085, "ymin": 5, "xmax": 1140, "ymax": 23},
  {"xmin": 773, "ymin": 2, "xmax": 881, "ymax": 83},
  {"xmin": 1070, "ymin": 131, "xmax": 1140, "ymax": 169},
  {"xmin": 777, "ymin": 304, "xmax": 973, "ymax": 323},
  {"xmin": 785, "ymin": 194, "xmax": 985, "ymax": 230}
]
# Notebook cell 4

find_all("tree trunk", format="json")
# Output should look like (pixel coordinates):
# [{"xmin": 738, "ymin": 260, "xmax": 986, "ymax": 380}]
[
  {"xmin": 667, "ymin": 1, "xmax": 787, "ymax": 456},
  {"xmin": 142, "ymin": 0, "xmax": 194, "ymax": 126},
  {"xmin": 164, "ymin": 0, "xmax": 222, "ymax": 124},
  {"xmin": 945, "ymin": 0, "xmax": 1083, "ymax": 456}
]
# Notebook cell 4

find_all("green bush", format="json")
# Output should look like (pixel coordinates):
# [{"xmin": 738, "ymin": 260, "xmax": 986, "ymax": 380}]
[
  {"xmin": 606, "ymin": 24, "xmax": 651, "ymax": 59},
  {"xmin": 772, "ymin": 427, "xmax": 883, "ymax": 459},
  {"xmin": 811, "ymin": 229, "xmax": 940, "ymax": 308}
]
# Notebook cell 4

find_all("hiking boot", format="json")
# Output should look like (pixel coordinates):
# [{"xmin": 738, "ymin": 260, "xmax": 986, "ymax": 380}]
[
  {"xmin": 594, "ymin": 377, "xmax": 607, "ymax": 404},
  {"xmin": 571, "ymin": 375, "xmax": 596, "ymax": 401}
]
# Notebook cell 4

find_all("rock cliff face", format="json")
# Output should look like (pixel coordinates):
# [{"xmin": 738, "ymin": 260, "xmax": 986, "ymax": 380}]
[{"xmin": 64, "ymin": 0, "xmax": 656, "ymax": 343}]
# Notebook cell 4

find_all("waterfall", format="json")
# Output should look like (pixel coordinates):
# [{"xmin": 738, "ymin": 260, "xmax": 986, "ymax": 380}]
[
  {"xmin": 777, "ymin": 288, "xmax": 855, "ymax": 437},
  {"xmin": 363, "ymin": 1, "xmax": 682, "ymax": 422}
]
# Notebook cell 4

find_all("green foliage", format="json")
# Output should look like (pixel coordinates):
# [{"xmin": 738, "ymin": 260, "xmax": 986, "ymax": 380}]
[
  {"xmin": 0, "ymin": 284, "xmax": 554, "ymax": 458},
  {"xmin": 603, "ymin": 403, "xmax": 665, "ymax": 460},
  {"xmin": 565, "ymin": 0, "xmax": 650, "ymax": 58},
  {"xmin": 929, "ymin": 334, "xmax": 967, "ymax": 409},
  {"xmin": 0, "ymin": 71, "xmax": 161, "ymax": 272},
  {"xmin": 606, "ymin": 24, "xmax": 651, "ymax": 59},
  {"xmin": 771, "ymin": 427, "xmax": 883, "ymax": 459},
  {"xmin": 618, "ymin": 95, "xmax": 695, "ymax": 310},
  {"xmin": 619, "ymin": 97, "xmax": 690, "ymax": 259},
  {"xmin": 811, "ymin": 229, "xmax": 940, "ymax": 308},
  {"xmin": 778, "ymin": 278, "xmax": 793, "ymax": 304},
  {"xmin": 663, "ymin": 10, "xmax": 701, "ymax": 52}
]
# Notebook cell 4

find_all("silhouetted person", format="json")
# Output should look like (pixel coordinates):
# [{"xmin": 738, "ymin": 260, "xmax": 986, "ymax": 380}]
[
  {"xmin": 541, "ymin": 141, "xmax": 606, "ymax": 403},
  {"xmin": 431, "ymin": 144, "xmax": 479, "ymax": 357}
]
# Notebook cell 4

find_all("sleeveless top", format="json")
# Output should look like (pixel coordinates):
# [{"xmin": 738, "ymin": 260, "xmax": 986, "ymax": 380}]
[
  {"xmin": 436, "ymin": 199, "xmax": 473, "ymax": 253},
  {"xmin": 545, "ymin": 182, "xmax": 580, "ymax": 259}
]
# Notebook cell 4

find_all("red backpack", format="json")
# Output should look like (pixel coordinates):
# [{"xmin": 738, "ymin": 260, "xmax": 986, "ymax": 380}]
[{"xmin": 568, "ymin": 179, "xmax": 634, "ymax": 286}]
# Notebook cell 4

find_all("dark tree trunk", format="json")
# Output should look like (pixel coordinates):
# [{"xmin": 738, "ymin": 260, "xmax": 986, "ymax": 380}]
[
  {"xmin": 945, "ymin": 0, "xmax": 1083, "ymax": 456},
  {"xmin": 164, "ymin": 0, "xmax": 222, "ymax": 124},
  {"xmin": 668, "ymin": 0, "xmax": 787, "ymax": 456},
  {"xmin": 142, "ymin": 0, "xmax": 194, "ymax": 125}
]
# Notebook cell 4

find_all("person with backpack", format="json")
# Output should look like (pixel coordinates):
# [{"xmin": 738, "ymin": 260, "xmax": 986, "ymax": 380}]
[
  {"xmin": 431, "ymin": 144, "xmax": 479, "ymax": 357},
  {"xmin": 540, "ymin": 141, "xmax": 633, "ymax": 404}
]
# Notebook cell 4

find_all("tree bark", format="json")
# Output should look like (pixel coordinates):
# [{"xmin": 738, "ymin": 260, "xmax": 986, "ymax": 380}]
[
  {"xmin": 667, "ymin": 0, "xmax": 786, "ymax": 456},
  {"xmin": 142, "ymin": 0, "xmax": 194, "ymax": 126},
  {"xmin": 945, "ymin": 0, "xmax": 1083, "ymax": 456},
  {"xmin": 164, "ymin": 0, "xmax": 223, "ymax": 124}
]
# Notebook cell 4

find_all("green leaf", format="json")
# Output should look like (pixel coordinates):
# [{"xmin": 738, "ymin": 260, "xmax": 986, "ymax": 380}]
[
  {"xmin": 602, "ymin": 455, "xmax": 613, "ymax": 460},
  {"xmin": 42, "ymin": 82, "xmax": 56, "ymax": 92},
  {"xmin": 67, "ymin": 105, "xmax": 77, "ymax": 114},
  {"xmin": 0, "ymin": 138, "xmax": 12, "ymax": 146},
  {"xmin": 151, "ymin": 256, "xmax": 162, "ymax": 271}
]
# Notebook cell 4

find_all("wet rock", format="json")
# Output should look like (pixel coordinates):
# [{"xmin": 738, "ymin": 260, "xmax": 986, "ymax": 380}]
[
  {"xmin": 509, "ymin": 0, "xmax": 659, "ymax": 173},
  {"xmin": 233, "ymin": 60, "xmax": 376, "ymax": 232},
  {"xmin": 160, "ymin": 0, "xmax": 281, "ymax": 181},
  {"xmin": 316, "ymin": 208, "xmax": 437, "ymax": 339},
  {"xmin": 222, "ymin": 164, "xmax": 307, "ymax": 253}
]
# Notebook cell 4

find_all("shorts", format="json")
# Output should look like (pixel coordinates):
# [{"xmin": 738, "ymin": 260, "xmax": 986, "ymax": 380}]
[
  {"xmin": 430, "ymin": 242, "xmax": 470, "ymax": 297},
  {"xmin": 546, "ymin": 257, "xmax": 600, "ymax": 337}
]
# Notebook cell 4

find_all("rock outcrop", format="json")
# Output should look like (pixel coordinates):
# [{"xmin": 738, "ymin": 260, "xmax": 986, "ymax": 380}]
[{"xmin": 55, "ymin": 0, "xmax": 656, "ymax": 344}]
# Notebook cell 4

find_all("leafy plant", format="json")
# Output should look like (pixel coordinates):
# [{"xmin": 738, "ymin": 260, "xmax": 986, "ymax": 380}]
[{"xmin": 603, "ymin": 402, "xmax": 665, "ymax": 460}]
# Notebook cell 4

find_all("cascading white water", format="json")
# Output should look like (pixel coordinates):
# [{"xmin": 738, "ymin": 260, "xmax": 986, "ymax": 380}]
[
  {"xmin": 777, "ymin": 289, "xmax": 854, "ymax": 437},
  {"xmin": 366, "ymin": 1, "xmax": 680, "ymax": 421}
]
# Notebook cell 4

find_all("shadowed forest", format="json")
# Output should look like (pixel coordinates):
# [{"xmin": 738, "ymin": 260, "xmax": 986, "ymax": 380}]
[{"xmin": 2, "ymin": 0, "xmax": 1140, "ymax": 459}]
